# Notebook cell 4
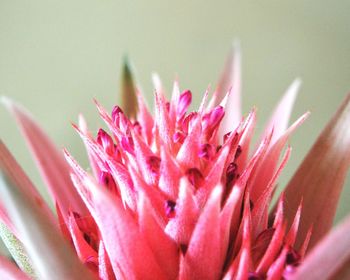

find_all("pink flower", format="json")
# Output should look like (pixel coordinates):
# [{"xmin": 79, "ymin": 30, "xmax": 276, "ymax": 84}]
[{"xmin": 0, "ymin": 46, "xmax": 349, "ymax": 280}]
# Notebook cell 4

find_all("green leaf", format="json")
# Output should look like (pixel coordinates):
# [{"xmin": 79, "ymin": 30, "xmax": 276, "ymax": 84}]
[{"xmin": 121, "ymin": 55, "xmax": 138, "ymax": 119}]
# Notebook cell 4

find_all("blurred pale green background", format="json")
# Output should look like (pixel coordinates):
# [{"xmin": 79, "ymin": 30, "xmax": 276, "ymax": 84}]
[{"xmin": 0, "ymin": 0, "xmax": 349, "ymax": 229}]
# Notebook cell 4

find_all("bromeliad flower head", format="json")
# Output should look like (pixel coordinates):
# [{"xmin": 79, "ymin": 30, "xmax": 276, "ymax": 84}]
[{"xmin": 0, "ymin": 45, "xmax": 350, "ymax": 280}]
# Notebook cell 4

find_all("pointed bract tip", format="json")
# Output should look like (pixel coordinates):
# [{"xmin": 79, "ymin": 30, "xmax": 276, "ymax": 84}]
[
  {"xmin": 0, "ymin": 95, "xmax": 14, "ymax": 109},
  {"xmin": 120, "ymin": 56, "xmax": 138, "ymax": 119}
]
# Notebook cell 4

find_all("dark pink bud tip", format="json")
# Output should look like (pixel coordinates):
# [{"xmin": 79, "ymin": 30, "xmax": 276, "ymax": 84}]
[
  {"xmin": 203, "ymin": 106, "xmax": 225, "ymax": 133},
  {"xmin": 133, "ymin": 121, "xmax": 142, "ymax": 135},
  {"xmin": 286, "ymin": 247, "xmax": 301, "ymax": 266},
  {"xmin": 198, "ymin": 143, "xmax": 213, "ymax": 160},
  {"xmin": 223, "ymin": 132, "xmax": 231, "ymax": 143},
  {"xmin": 165, "ymin": 101, "xmax": 170, "ymax": 112},
  {"xmin": 147, "ymin": 156, "xmax": 161, "ymax": 175},
  {"xmin": 248, "ymin": 272, "xmax": 264, "ymax": 280},
  {"xmin": 235, "ymin": 145, "xmax": 242, "ymax": 159},
  {"xmin": 121, "ymin": 136, "xmax": 134, "ymax": 154},
  {"xmin": 99, "ymin": 171, "xmax": 117, "ymax": 192},
  {"xmin": 173, "ymin": 130, "xmax": 186, "ymax": 144},
  {"xmin": 97, "ymin": 129, "xmax": 115, "ymax": 156},
  {"xmin": 185, "ymin": 168, "xmax": 204, "ymax": 188},
  {"xmin": 226, "ymin": 162, "xmax": 238, "ymax": 183},
  {"xmin": 177, "ymin": 90, "xmax": 192, "ymax": 120},
  {"xmin": 165, "ymin": 200, "xmax": 176, "ymax": 218},
  {"xmin": 111, "ymin": 105, "xmax": 124, "ymax": 125}
]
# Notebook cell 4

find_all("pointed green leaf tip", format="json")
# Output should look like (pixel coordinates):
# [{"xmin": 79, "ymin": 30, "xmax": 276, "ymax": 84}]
[{"xmin": 121, "ymin": 55, "xmax": 138, "ymax": 119}]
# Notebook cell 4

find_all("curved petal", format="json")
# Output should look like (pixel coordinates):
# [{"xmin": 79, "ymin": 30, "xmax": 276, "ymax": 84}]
[
  {"xmin": 179, "ymin": 186, "xmax": 223, "ymax": 280},
  {"xmin": 260, "ymin": 79, "xmax": 301, "ymax": 146},
  {"xmin": 0, "ymin": 171, "xmax": 96, "ymax": 280},
  {"xmin": 290, "ymin": 214, "xmax": 350, "ymax": 280},
  {"xmin": 216, "ymin": 41, "xmax": 242, "ymax": 136},
  {"xmin": 283, "ymin": 93, "xmax": 350, "ymax": 250},
  {"xmin": 0, "ymin": 141, "xmax": 56, "ymax": 235},
  {"xmin": 1, "ymin": 97, "xmax": 88, "ymax": 221}
]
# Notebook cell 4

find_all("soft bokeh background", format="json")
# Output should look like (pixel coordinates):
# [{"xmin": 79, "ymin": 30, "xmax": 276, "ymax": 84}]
[{"xmin": 1, "ymin": 0, "xmax": 349, "ymax": 231}]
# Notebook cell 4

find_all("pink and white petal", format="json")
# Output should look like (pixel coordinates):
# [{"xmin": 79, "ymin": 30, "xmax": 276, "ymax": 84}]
[
  {"xmin": 98, "ymin": 242, "xmax": 116, "ymax": 280},
  {"xmin": 284, "ymin": 93, "xmax": 350, "ymax": 250},
  {"xmin": 1, "ymin": 98, "xmax": 88, "ymax": 221},
  {"xmin": 260, "ymin": 79, "xmax": 301, "ymax": 146},
  {"xmin": 290, "ymin": 214, "xmax": 350, "ymax": 280},
  {"xmin": 250, "ymin": 112, "xmax": 309, "ymax": 203},
  {"xmin": 0, "ymin": 255, "xmax": 31, "ymax": 280},
  {"xmin": 0, "ymin": 171, "xmax": 95, "ymax": 280},
  {"xmin": 82, "ymin": 178, "xmax": 167, "ymax": 280},
  {"xmin": 251, "ymin": 147, "xmax": 292, "ymax": 238},
  {"xmin": 159, "ymin": 146, "xmax": 183, "ymax": 200},
  {"xmin": 155, "ymin": 90, "xmax": 175, "ymax": 152},
  {"xmin": 165, "ymin": 178, "xmax": 199, "ymax": 245},
  {"xmin": 176, "ymin": 116, "xmax": 202, "ymax": 170},
  {"xmin": 196, "ymin": 146, "xmax": 229, "ymax": 206},
  {"xmin": 266, "ymin": 246, "xmax": 288, "ymax": 280},
  {"xmin": 136, "ymin": 88, "xmax": 154, "ymax": 145},
  {"xmin": 236, "ymin": 109, "xmax": 257, "ymax": 174},
  {"xmin": 216, "ymin": 41, "xmax": 242, "ymax": 137},
  {"xmin": 0, "ymin": 141, "xmax": 56, "ymax": 237},
  {"xmin": 78, "ymin": 114, "xmax": 101, "ymax": 179},
  {"xmin": 179, "ymin": 186, "xmax": 223, "ymax": 280},
  {"xmin": 67, "ymin": 215, "xmax": 98, "ymax": 266},
  {"xmin": 138, "ymin": 194, "xmax": 179, "ymax": 280},
  {"xmin": 256, "ymin": 221, "xmax": 286, "ymax": 275}
]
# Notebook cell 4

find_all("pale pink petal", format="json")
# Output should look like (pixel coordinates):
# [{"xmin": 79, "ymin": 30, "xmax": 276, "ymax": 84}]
[
  {"xmin": 0, "ymin": 255, "xmax": 31, "ymax": 280},
  {"xmin": 159, "ymin": 146, "xmax": 182, "ymax": 200},
  {"xmin": 0, "ymin": 141, "xmax": 56, "ymax": 237},
  {"xmin": 233, "ymin": 197, "xmax": 252, "ymax": 280},
  {"xmin": 290, "ymin": 214, "xmax": 350, "ymax": 280},
  {"xmin": 250, "ymin": 112, "xmax": 309, "ymax": 203},
  {"xmin": 251, "ymin": 147, "xmax": 292, "ymax": 238},
  {"xmin": 131, "ymin": 131, "xmax": 159, "ymax": 185},
  {"xmin": 67, "ymin": 215, "xmax": 98, "ymax": 267},
  {"xmin": 138, "ymin": 194, "xmax": 179, "ymax": 279},
  {"xmin": 152, "ymin": 73, "xmax": 165, "ymax": 97},
  {"xmin": 68, "ymin": 128, "xmax": 137, "ymax": 211},
  {"xmin": 1, "ymin": 97, "xmax": 88, "ymax": 220},
  {"xmin": 0, "ymin": 171, "xmax": 95, "ymax": 280},
  {"xmin": 236, "ymin": 109, "xmax": 257, "ymax": 173},
  {"xmin": 81, "ymin": 178, "xmax": 168, "ymax": 280},
  {"xmin": 136, "ymin": 88, "xmax": 154, "ymax": 145},
  {"xmin": 98, "ymin": 242, "xmax": 116, "ymax": 280},
  {"xmin": 260, "ymin": 79, "xmax": 301, "ymax": 146},
  {"xmin": 78, "ymin": 114, "xmax": 101, "ymax": 179},
  {"xmin": 155, "ymin": 90, "xmax": 175, "ymax": 152},
  {"xmin": 165, "ymin": 178, "xmax": 199, "ymax": 245},
  {"xmin": 266, "ymin": 246, "xmax": 288, "ymax": 280},
  {"xmin": 285, "ymin": 201, "xmax": 302, "ymax": 246},
  {"xmin": 284, "ymin": 93, "xmax": 350, "ymax": 250},
  {"xmin": 176, "ymin": 115, "xmax": 202, "ymax": 169},
  {"xmin": 169, "ymin": 79, "xmax": 180, "ymax": 120},
  {"xmin": 216, "ymin": 41, "xmax": 242, "ymax": 137},
  {"xmin": 256, "ymin": 221, "xmax": 286, "ymax": 275},
  {"xmin": 179, "ymin": 186, "xmax": 223, "ymax": 280},
  {"xmin": 128, "ymin": 165, "xmax": 168, "ymax": 225},
  {"xmin": 196, "ymin": 146, "xmax": 229, "ymax": 206}
]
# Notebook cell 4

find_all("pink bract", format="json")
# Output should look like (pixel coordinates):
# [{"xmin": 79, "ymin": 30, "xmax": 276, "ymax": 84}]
[{"xmin": 0, "ymin": 46, "xmax": 349, "ymax": 280}]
